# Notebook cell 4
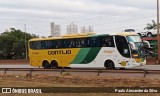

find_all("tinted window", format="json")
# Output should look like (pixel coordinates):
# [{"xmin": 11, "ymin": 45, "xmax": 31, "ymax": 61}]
[
  {"xmin": 41, "ymin": 41, "xmax": 52, "ymax": 49},
  {"xmin": 55, "ymin": 40, "xmax": 63, "ymax": 48},
  {"xmin": 76, "ymin": 38, "xmax": 86, "ymax": 48},
  {"xmin": 30, "ymin": 41, "xmax": 42, "ymax": 49},
  {"xmin": 63, "ymin": 39, "xmax": 69, "ymax": 48},
  {"xmin": 88, "ymin": 37, "xmax": 100, "ymax": 47},
  {"xmin": 30, "ymin": 37, "xmax": 102, "ymax": 49},
  {"xmin": 101, "ymin": 36, "xmax": 114, "ymax": 47},
  {"xmin": 115, "ymin": 36, "xmax": 130, "ymax": 58},
  {"xmin": 68, "ymin": 39, "xmax": 76, "ymax": 48},
  {"xmin": 52, "ymin": 40, "xmax": 57, "ymax": 48}
]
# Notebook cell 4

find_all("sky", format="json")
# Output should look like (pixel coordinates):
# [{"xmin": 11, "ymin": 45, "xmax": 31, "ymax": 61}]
[{"xmin": 0, "ymin": 0, "xmax": 157, "ymax": 37}]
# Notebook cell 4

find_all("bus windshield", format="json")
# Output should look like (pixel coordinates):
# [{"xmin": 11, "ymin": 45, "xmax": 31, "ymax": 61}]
[
  {"xmin": 127, "ymin": 35, "xmax": 142, "ymax": 43},
  {"xmin": 127, "ymin": 35, "xmax": 146, "ymax": 58}
]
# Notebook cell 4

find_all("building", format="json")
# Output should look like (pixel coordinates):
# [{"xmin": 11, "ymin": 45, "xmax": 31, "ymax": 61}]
[
  {"xmin": 67, "ymin": 22, "xmax": 78, "ymax": 34},
  {"xmin": 51, "ymin": 22, "xmax": 61, "ymax": 37},
  {"xmin": 81, "ymin": 26, "xmax": 93, "ymax": 33}
]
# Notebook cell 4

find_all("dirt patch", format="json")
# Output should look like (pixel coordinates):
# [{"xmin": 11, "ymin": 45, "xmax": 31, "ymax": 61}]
[
  {"xmin": 0, "ymin": 74, "xmax": 160, "ymax": 96},
  {"xmin": 0, "ymin": 73, "xmax": 160, "ymax": 87},
  {"xmin": 146, "ymin": 57, "xmax": 157, "ymax": 65},
  {"xmin": 0, "ymin": 59, "xmax": 29, "ymax": 64}
]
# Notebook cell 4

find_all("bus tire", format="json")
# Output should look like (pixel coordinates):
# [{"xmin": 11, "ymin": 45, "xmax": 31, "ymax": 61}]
[
  {"xmin": 147, "ymin": 32, "xmax": 152, "ymax": 37},
  {"xmin": 104, "ymin": 60, "xmax": 115, "ymax": 69},
  {"xmin": 42, "ymin": 60, "xmax": 50, "ymax": 69},
  {"xmin": 50, "ymin": 60, "xmax": 58, "ymax": 69}
]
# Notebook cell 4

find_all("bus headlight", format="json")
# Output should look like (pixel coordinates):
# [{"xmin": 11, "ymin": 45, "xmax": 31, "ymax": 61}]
[{"xmin": 132, "ymin": 54, "xmax": 138, "ymax": 57}]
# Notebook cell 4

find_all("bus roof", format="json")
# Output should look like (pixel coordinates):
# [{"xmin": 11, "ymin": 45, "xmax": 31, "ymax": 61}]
[
  {"xmin": 29, "ymin": 32, "xmax": 138, "ymax": 42},
  {"xmin": 62, "ymin": 32, "xmax": 96, "ymax": 37},
  {"xmin": 116, "ymin": 32, "xmax": 138, "ymax": 36},
  {"xmin": 29, "ymin": 32, "xmax": 110, "ymax": 41}
]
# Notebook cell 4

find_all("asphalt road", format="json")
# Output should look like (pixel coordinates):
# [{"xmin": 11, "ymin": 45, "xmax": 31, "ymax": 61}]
[
  {"xmin": 0, "ymin": 65, "xmax": 160, "ymax": 70},
  {"xmin": 0, "ymin": 65, "xmax": 160, "ymax": 78},
  {"xmin": 128, "ymin": 65, "xmax": 160, "ymax": 70}
]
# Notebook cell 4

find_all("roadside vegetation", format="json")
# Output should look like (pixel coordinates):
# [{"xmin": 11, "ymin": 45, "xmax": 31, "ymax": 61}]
[{"xmin": 0, "ymin": 28, "xmax": 38, "ymax": 59}]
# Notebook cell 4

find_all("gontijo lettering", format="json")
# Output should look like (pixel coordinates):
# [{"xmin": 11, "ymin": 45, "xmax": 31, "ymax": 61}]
[{"xmin": 48, "ymin": 50, "xmax": 71, "ymax": 55}]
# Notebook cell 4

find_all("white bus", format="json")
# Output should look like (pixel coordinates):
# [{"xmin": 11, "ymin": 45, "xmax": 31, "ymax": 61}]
[{"xmin": 29, "ymin": 32, "xmax": 149, "ymax": 69}]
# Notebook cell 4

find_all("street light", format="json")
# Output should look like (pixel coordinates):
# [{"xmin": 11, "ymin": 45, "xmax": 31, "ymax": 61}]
[
  {"xmin": 24, "ymin": 24, "xmax": 28, "ymax": 60},
  {"xmin": 157, "ymin": 0, "xmax": 160, "ymax": 63}
]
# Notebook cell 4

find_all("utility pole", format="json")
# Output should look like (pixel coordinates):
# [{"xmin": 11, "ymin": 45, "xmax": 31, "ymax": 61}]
[
  {"xmin": 24, "ymin": 24, "xmax": 28, "ymax": 60},
  {"xmin": 157, "ymin": 0, "xmax": 160, "ymax": 63}
]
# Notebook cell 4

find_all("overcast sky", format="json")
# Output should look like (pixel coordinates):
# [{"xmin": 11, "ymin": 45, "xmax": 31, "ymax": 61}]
[{"xmin": 0, "ymin": 0, "xmax": 157, "ymax": 37}]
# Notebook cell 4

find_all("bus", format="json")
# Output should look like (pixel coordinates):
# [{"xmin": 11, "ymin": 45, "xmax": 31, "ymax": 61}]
[{"xmin": 28, "ymin": 32, "xmax": 150, "ymax": 69}]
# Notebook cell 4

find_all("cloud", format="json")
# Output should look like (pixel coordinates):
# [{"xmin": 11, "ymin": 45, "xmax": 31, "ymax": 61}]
[
  {"xmin": 0, "ymin": 0, "xmax": 157, "ymax": 36},
  {"xmin": 88, "ymin": 0, "xmax": 156, "ymax": 10},
  {"xmin": 0, "ymin": 0, "xmax": 138, "ymax": 22}
]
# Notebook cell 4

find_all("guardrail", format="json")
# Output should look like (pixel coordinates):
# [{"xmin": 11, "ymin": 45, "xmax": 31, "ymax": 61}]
[{"xmin": 0, "ymin": 68, "xmax": 160, "ymax": 78}]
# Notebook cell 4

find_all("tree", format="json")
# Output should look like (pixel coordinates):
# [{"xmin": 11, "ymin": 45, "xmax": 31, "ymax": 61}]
[
  {"xmin": 0, "ymin": 35, "xmax": 15, "ymax": 59},
  {"xmin": 0, "ymin": 28, "xmax": 39, "ymax": 59},
  {"xmin": 144, "ymin": 20, "xmax": 157, "ymax": 30}
]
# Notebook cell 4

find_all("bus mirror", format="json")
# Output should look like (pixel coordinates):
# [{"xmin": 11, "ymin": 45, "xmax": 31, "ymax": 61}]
[
  {"xmin": 143, "ymin": 41, "xmax": 150, "ymax": 48},
  {"xmin": 129, "ymin": 42, "xmax": 136, "ymax": 50}
]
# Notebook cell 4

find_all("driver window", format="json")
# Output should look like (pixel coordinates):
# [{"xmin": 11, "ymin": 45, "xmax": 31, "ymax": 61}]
[{"xmin": 115, "ymin": 36, "xmax": 130, "ymax": 58}]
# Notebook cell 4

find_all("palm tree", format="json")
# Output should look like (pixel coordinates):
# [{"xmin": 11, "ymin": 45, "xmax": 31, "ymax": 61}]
[{"xmin": 144, "ymin": 20, "xmax": 157, "ymax": 30}]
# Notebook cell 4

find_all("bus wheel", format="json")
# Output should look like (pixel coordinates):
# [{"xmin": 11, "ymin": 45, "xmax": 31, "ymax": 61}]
[
  {"xmin": 147, "ymin": 32, "xmax": 152, "ymax": 37},
  {"xmin": 105, "ymin": 60, "xmax": 115, "ymax": 69},
  {"xmin": 50, "ymin": 60, "xmax": 58, "ymax": 69},
  {"xmin": 42, "ymin": 60, "xmax": 50, "ymax": 69}
]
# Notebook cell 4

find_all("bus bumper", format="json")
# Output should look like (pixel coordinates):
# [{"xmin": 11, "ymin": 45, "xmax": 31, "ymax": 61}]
[{"xmin": 125, "ymin": 62, "xmax": 146, "ymax": 68}]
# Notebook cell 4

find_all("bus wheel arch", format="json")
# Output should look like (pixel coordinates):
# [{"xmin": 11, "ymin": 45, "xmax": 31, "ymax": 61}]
[
  {"xmin": 147, "ymin": 32, "xmax": 152, "ymax": 37},
  {"xmin": 104, "ymin": 60, "xmax": 115, "ymax": 69},
  {"xmin": 50, "ymin": 60, "xmax": 59, "ymax": 68},
  {"xmin": 42, "ymin": 60, "xmax": 50, "ymax": 69}
]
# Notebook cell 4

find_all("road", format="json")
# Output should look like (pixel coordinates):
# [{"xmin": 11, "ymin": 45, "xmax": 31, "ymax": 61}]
[
  {"xmin": 0, "ymin": 64, "xmax": 160, "ymax": 70},
  {"xmin": 0, "ymin": 64, "xmax": 160, "ymax": 78},
  {"xmin": 129, "ymin": 65, "xmax": 160, "ymax": 70}
]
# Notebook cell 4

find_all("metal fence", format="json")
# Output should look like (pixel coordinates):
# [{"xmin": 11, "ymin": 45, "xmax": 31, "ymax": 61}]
[{"xmin": 0, "ymin": 68, "xmax": 160, "ymax": 78}]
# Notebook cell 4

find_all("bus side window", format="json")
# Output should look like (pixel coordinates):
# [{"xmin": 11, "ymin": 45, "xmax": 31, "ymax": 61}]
[
  {"xmin": 45, "ymin": 41, "xmax": 52, "ymax": 49},
  {"xmin": 30, "ymin": 41, "xmax": 42, "ymax": 50},
  {"xmin": 76, "ymin": 39, "xmax": 81, "ymax": 48},
  {"xmin": 101, "ymin": 36, "xmax": 114, "ymax": 47},
  {"xmin": 115, "ymin": 36, "xmax": 130, "ymax": 58},
  {"xmin": 41, "ymin": 41, "xmax": 52, "ymax": 49},
  {"xmin": 80, "ymin": 39, "xmax": 85, "ymax": 47},
  {"xmin": 41, "ymin": 41, "xmax": 46, "ymax": 49},
  {"xmin": 56, "ymin": 41, "xmax": 62, "ymax": 48},
  {"xmin": 102, "ymin": 38, "xmax": 110, "ymax": 46},
  {"xmin": 88, "ymin": 37, "xmax": 99, "ymax": 47},
  {"xmin": 69, "ymin": 39, "xmax": 75, "ymax": 48},
  {"xmin": 30, "ymin": 42, "xmax": 34, "ymax": 49},
  {"xmin": 52, "ymin": 40, "xmax": 57, "ymax": 48},
  {"xmin": 63, "ymin": 39, "xmax": 69, "ymax": 48},
  {"xmin": 37, "ymin": 41, "xmax": 42, "ymax": 49},
  {"xmin": 76, "ymin": 38, "xmax": 86, "ymax": 48}
]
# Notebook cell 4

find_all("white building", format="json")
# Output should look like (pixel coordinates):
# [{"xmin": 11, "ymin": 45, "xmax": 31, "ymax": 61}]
[
  {"xmin": 67, "ymin": 22, "xmax": 78, "ymax": 34},
  {"xmin": 81, "ymin": 26, "xmax": 93, "ymax": 33},
  {"xmin": 51, "ymin": 22, "xmax": 61, "ymax": 37}
]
